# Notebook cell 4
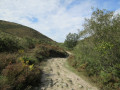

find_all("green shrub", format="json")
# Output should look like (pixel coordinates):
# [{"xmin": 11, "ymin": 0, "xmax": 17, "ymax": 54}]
[
  {"xmin": 0, "ymin": 32, "xmax": 22, "ymax": 52},
  {"xmin": 19, "ymin": 56, "xmax": 38, "ymax": 65},
  {"xmin": 35, "ymin": 45, "xmax": 68, "ymax": 62},
  {"xmin": 0, "ymin": 53, "xmax": 18, "ymax": 73},
  {"xmin": 0, "ymin": 75, "xmax": 9, "ymax": 89},
  {"xmin": 1, "ymin": 62, "xmax": 41, "ymax": 90},
  {"xmin": 25, "ymin": 37, "xmax": 36, "ymax": 49},
  {"xmin": 68, "ymin": 55, "xmax": 77, "ymax": 67},
  {"xmin": 68, "ymin": 9, "xmax": 120, "ymax": 89},
  {"xmin": 100, "ymin": 71, "xmax": 112, "ymax": 83}
]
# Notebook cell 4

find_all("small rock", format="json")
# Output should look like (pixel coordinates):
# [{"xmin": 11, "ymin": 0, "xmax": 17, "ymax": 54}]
[
  {"xmin": 50, "ymin": 68, "xmax": 53, "ymax": 71},
  {"xmin": 50, "ymin": 79, "xmax": 53, "ymax": 87},
  {"xmin": 67, "ymin": 79, "xmax": 73, "ymax": 84},
  {"xmin": 61, "ymin": 86, "xmax": 64, "ymax": 88},
  {"xmin": 57, "ymin": 72, "xmax": 60, "ymax": 75},
  {"xmin": 78, "ymin": 84, "xmax": 83, "ymax": 88},
  {"xmin": 56, "ymin": 65, "xmax": 59, "ymax": 67},
  {"xmin": 63, "ymin": 83, "xmax": 68, "ymax": 87},
  {"xmin": 53, "ymin": 81, "xmax": 58, "ymax": 85},
  {"xmin": 57, "ymin": 84, "xmax": 59, "ymax": 87}
]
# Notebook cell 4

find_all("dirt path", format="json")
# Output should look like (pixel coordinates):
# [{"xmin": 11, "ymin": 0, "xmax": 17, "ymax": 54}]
[{"xmin": 34, "ymin": 58, "xmax": 98, "ymax": 90}]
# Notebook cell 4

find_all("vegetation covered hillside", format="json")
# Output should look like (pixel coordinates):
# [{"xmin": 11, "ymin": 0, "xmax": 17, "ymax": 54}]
[
  {"xmin": 0, "ymin": 20, "xmax": 53, "ymax": 43},
  {"xmin": 66, "ymin": 9, "xmax": 120, "ymax": 90},
  {"xmin": 0, "ymin": 20, "xmax": 68, "ymax": 90}
]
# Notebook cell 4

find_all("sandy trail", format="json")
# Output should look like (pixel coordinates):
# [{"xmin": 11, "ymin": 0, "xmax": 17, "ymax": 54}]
[{"xmin": 34, "ymin": 58, "xmax": 98, "ymax": 90}]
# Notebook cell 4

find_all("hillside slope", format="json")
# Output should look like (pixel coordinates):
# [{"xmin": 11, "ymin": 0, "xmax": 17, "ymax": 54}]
[{"xmin": 0, "ymin": 20, "xmax": 53, "ymax": 42}]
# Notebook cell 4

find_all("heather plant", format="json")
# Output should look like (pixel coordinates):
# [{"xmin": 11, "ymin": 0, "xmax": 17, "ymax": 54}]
[
  {"xmin": 0, "ymin": 32, "xmax": 23, "ymax": 52},
  {"xmin": 0, "ymin": 75, "xmax": 8, "ymax": 88},
  {"xmin": 1, "ymin": 62, "xmax": 41, "ymax": 90},
  {"xmin": 35, "ymin": 45, "xmax": 68, "ymax": 62},
  {"xmin": 25, "ymin": 37, "xmax": 36, "ymax": 49},
  {"xmin": 18, "ymin": 49, "xmax": 24, "ymax": 54},
  {"xmin": 0, "ymin": 53, "xmax": 18, "ymax": 73},
  {"xmin": 19, "ymin": 56, "xmax": 38, "ymax": 65}
]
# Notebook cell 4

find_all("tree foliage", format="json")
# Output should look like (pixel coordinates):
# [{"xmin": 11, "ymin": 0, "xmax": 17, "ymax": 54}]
[
  {"xmin": 64, "ymin": 33, "xmax": 79, "ymax": 49},
  {"xmin": 68, "ymin": 9, "xmax": 120, "ymax": 90}
]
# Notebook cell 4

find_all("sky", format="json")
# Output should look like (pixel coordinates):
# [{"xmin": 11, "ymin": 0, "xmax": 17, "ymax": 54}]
[{"xmin": 0, "ymin": 0, "xmax": 120, "ymax": 42}]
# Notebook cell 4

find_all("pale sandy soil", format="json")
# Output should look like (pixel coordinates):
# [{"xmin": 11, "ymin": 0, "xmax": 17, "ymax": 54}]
[{"xmin": 34, "ymin": 57, "xmax": 99, "ymax": 90}]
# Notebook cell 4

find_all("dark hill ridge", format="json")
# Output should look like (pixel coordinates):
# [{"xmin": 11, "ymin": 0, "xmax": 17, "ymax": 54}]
[{"xmin": 0, "ymin": 20, "xmax": 54, "ymax": 42}]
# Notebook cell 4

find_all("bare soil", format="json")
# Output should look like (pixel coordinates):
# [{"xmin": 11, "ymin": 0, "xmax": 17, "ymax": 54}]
[{"xmin": 34, "ymin": 57, "xmax": 99, "ymax": 90}]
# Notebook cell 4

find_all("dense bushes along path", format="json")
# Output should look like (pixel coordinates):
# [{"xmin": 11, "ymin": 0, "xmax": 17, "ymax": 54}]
[{"xmin": 33, "ymin": 57, "xmax": 98, "ymax": 90}]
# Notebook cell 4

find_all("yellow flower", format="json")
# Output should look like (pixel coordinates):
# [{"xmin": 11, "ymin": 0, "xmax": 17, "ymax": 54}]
[
  {"xmin": 103, "ymin": 47, "xmax": 105, "ymax": 49},
  {"xmin": 19, "ymin": 57, "xmax": 23, "ymax": 61},
  {"xmin": 26, "ymin": 61, "xmax": 29, "ymax": 64},
  {"xmin": 18, "ymin": 49, "xmax": 24, "ymax": 54},
  {"xmin": 29, "ymin": 64, "xmax": 34, "ymax": 71}
]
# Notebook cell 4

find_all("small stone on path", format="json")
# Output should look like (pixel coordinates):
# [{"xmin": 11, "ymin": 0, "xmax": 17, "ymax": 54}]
[{"xmin": 78, "ymin": 84, "xmax": 83, "ymax": 88}]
